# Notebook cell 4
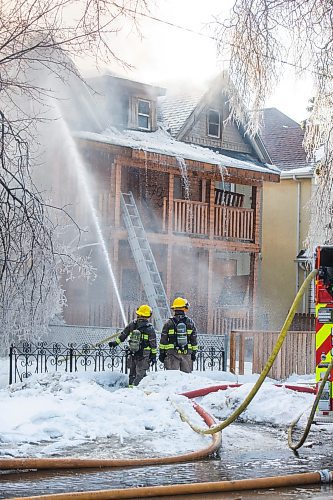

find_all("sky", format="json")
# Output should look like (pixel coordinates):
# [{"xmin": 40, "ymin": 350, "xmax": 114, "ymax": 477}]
[
  {"xmin": 78, "ymin": 0, "xmax": 314, "ymax": 124},
  {"xmin": 0, "ymin": 358, "xmax": 318, "ymax": 461}
]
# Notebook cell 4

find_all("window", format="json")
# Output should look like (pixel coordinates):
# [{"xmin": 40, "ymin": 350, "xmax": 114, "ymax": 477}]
[
  {"xmin": 208, "ymin": 109, "xmax": 221, "ymax": 138},
  {"xmin": 138, "ymin": 99, "xmax": 151, "ymax": 130}
]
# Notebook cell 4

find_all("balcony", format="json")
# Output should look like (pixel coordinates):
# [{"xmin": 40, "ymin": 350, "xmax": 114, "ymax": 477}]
[{"xmin": 163, "ymin": 198, "xmax": 254, "ymax": 241}]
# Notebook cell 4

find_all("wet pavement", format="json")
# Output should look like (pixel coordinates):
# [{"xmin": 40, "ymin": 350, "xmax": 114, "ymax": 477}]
[{"xmin": 1, "ymin": 423, "xmax": 333, "ymax": 499}]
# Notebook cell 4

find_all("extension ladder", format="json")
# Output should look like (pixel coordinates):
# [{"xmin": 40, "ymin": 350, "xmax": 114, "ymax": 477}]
[{"xmin": 120, "ymin": 192, "xmax": 171, "ymax": 331}]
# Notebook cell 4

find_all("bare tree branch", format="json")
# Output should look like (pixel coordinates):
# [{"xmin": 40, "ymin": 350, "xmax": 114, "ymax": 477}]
[
  {"xmin": 215, "ymin": 0, "xmax": 333, "ymax": 251},
  {"xmin": 0, "ymin": 0, "xmax": 149, "ymax": 350}
]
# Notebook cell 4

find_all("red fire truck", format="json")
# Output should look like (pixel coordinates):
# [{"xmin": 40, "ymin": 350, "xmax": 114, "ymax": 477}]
[{"xmin": 315, "ymin": 245, "xmax": 333, "ymax": 421}]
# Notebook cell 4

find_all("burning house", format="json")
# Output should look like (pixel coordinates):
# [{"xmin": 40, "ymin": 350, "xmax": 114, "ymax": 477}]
[{"xmin": 56, "ymin": 72, "xmax": 280, "ymax": 335}]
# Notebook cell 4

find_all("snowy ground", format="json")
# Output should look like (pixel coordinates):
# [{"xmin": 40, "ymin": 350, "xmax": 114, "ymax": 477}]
[{"xmin": 0, "ymin": 357, "xmax": 321, "ymax": 460}]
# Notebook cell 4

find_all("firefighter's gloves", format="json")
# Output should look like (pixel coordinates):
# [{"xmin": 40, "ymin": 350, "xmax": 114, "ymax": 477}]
[
  {"xmin": 191, "ymin": 352, "xmax": 196, "ymax": 362},
  {"xmin": 159, "ymin": 351, "xmax": 166, "ymax": 363},
  {"xmin": 109, "ymin": 341, "xmax": 118, "ymax": 348},
  {"xmin": 150, "ymin": 353, "xmax": 157, "ymax": 366}
]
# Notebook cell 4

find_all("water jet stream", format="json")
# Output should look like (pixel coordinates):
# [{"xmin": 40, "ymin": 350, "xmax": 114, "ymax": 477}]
[{"xmin": 57, "ymin": 111, "xmax": 127, "ymax": 327}]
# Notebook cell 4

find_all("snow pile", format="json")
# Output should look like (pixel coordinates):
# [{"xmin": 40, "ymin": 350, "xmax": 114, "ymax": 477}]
[
  {"xmin": 0, "ymin": 364, "xmax": 318, "ymax": 460},
  {"xmin": 201, "ymin": 382, "xmax": 313, "ymax": 427}
]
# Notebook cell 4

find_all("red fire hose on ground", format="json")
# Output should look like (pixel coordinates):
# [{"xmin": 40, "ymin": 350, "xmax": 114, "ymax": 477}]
[{"xmin": 3, "ymin": 271, "xmax": 331, "ymax": 498}]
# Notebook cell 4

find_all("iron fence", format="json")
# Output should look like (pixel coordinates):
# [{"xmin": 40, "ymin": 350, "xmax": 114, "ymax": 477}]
[{"xmin": 9, "ymin": 335, "xmax": 226, "ymax": 384}]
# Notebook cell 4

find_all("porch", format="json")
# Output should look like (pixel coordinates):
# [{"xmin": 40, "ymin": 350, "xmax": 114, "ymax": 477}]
[{"xmin": 162, "ymin": 198, "xmax": 254, "ymax": 241}]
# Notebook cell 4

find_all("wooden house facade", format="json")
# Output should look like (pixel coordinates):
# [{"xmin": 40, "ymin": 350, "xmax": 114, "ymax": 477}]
[{"xmin": 60, "ymin": 73, "xmax": 280, "ymax": 335}]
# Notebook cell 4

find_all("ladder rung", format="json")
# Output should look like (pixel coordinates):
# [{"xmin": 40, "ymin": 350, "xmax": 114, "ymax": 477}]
[{"xmin": 121, "ymin": 191, "xmax": 170, "ymax": 323}]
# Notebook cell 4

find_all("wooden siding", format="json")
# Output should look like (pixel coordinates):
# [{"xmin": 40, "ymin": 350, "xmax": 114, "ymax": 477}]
[
  {"xmin": 181, "ymin": 95, "xmax": 254, "ymax": 155},
  {"xmin": 230, "ymin": 330, "xmax": 315, "ymax": 379},
  {"xmin": 290, "ymin": 313, "xmax": 315, "ymax": 331},
  {"xmin": 61, "ymin": 138, "xmax": 279, "ymax": 332}
]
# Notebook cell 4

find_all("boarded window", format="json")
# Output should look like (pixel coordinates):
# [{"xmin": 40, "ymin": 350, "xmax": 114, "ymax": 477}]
[
  {"xmin": 208, "ymin": 109, "xmax": 220, "ymax": 138},
  {"xmin": 138, "ymin": 99, "xmax": 151, "ymax": 130}
]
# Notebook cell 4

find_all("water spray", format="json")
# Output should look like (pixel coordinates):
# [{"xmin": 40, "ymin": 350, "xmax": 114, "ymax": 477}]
[{"xmin": 56, "ymin": 106, "xmax": 127, "ymax": 326}]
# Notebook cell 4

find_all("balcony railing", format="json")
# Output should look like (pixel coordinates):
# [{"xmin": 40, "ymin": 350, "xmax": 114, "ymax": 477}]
[
  {"xmin": 173, "ymin": 199, "xmax": 209, "ymax": 235},
  {"xmin": 98, "ymin": 194, "xmax": 255, "ymax": 243},
  {"xmin": 213, "ymin": 306, "xmax": 251, "ymax": 336},
  {"xmin": 163, "ymin": 198, "xmax": 254, "ymax": 241},
  {"xmin": 214, "ymin": 205, "xmax": 254, "ymax": 240}
]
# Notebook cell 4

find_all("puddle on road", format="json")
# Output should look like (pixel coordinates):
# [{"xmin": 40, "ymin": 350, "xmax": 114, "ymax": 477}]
[{"xmin": 1, "ymin": 423, "xmax": 333, "ymax": 499}]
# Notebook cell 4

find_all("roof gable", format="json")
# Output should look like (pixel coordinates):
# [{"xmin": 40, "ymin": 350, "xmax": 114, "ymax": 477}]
[{"xmin": 159, "ymin": 73, "xmax": 270, "ymax": 164}]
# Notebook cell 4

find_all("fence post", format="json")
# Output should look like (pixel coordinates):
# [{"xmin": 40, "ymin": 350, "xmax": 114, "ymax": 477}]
[
  {"xmin": 223, "ymin": 335, "xmax": 228, "ymax": 371},
  {"xmin": 9, "ymin": 345, "xmax": 13, "ymax": 385},
  {"xmin": 69, "ymin": 346, "xmax": 73, "ymax": 373},
  {"xmin": 230, "ymin": 331, "xmax": 237, "ymax": 374}
]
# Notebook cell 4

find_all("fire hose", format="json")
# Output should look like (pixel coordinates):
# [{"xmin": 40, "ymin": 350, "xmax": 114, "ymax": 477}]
[
  {"xmin": 172, "ymin": 269, "xmax": 318, "ymax": 436},
  {"xmin": 288, "ymin": 356, "xmax": 333, "ymax": 450},
  {"xmin": 3, "ymin": 269, "xmax": 330, "ymax": 500},
  {"xmin": 7, "ymin": 469, "xmax": 333, "ymax": 500},
  {"xmin": 175, "ymin": 267, "xmax": 324, "ymax": 454},
  {"xmin": 0, "ymin": 399, "xmax": 221, "ymax": 471}
]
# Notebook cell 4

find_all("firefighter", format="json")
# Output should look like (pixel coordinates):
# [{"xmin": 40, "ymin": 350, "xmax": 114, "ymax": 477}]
[
  {"xmin": 159, "ymin": 297, "xmax": 198, "ymax": 373},
  {"xmin": 109, "ymin": 304, "xmax": 157, "ymax": 387}
]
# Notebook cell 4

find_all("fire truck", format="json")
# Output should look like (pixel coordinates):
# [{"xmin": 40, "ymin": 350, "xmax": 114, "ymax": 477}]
[{"xmin": 315, "ymin": 245, "xmax": 333, "ymax": 422}]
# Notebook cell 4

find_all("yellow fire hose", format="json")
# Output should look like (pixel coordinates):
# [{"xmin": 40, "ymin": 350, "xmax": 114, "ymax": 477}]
[
  {"xmin": 288, "ymin": 357, "xmax": 333, "ymax": 450},
  {"xmin": 175, "ymin": 269, "xmax": 318, "ymax": 435},
  {"xmin": 3, "ymin": 269, "xmax": 330, "ymax": 500}
]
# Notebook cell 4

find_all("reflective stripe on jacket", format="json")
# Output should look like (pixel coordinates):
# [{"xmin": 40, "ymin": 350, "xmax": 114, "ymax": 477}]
[
  {"xmin": 160, "ymin": 314, "xmax": 198, "ymax": 354},
  {"xmin": 115, "ymin": 319, "xmax": 157, "ymax": 355}
]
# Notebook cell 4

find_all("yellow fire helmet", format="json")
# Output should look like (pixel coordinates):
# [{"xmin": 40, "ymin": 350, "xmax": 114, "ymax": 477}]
[
  {"xmin": 136, "ymin": 304, "xmax": 153, "ymax": 317},
  {"xmin": 171, "ymin": 297, "xmax": 189, "ymax": 310}
]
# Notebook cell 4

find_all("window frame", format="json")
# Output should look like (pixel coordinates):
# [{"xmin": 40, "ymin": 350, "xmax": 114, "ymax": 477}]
[
  {"xmin": 137, "ymin": 98, "xmax": 151, "ymax": 131},
  {"xmin": 207, "ymin": 108, "xmax": 221, "ymax": 138}
]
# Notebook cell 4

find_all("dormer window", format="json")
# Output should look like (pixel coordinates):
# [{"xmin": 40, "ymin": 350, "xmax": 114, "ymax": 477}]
[
  {"xmin": 137, "ymin": 99, "xmax": 151, "ymax": 130},
  {"xmin": 208, "ymin": 109, "xmax": 221, "ymax": 138},
  {"xmin": 128, "ymin": 96, "xmax": 157, "ymax": 131}
]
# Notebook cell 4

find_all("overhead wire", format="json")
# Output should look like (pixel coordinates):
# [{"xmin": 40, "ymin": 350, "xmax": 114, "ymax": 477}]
[{"xmin": 115, "ymin": 4, "xmax": 331, "ymax": 79}]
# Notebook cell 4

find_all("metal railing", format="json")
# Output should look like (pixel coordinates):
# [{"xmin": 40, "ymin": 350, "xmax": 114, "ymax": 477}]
[{"xmin": 9, "ymin": 334, "xmax": 226, "ymax": 384}]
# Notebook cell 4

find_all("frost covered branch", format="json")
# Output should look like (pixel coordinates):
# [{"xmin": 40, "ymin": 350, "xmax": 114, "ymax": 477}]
[
  {"xmin": 0, "ymin": 0, "xmax": 149, "ymax": 349},
  {"xmin": 215, "ymin": 0, "xmax": 333, "ymax": 249}
]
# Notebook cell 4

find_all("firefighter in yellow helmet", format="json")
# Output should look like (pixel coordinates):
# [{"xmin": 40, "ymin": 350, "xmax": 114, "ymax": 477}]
[
  {"xmin": 159, "ymin": 297, "xmax": 198, "ymax": 373},
  {"xmin": 109, "ymin": 304, "xmax": 157, "ymax": 386}
]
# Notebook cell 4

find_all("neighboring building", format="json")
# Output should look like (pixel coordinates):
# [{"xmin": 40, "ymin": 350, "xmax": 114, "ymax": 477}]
[
  {"xmin": 260, "ymin": 108, "xmax": 314, "ymax": 329},
  {"xmin": 55, "ymin": 73, "xmax": 280, "ymax": 334}
]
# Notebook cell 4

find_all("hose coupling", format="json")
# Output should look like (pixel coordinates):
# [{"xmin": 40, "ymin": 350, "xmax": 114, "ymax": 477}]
[{"xmin": 317, "ymin": 469, "xmax": 333, "ymax": 483}]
